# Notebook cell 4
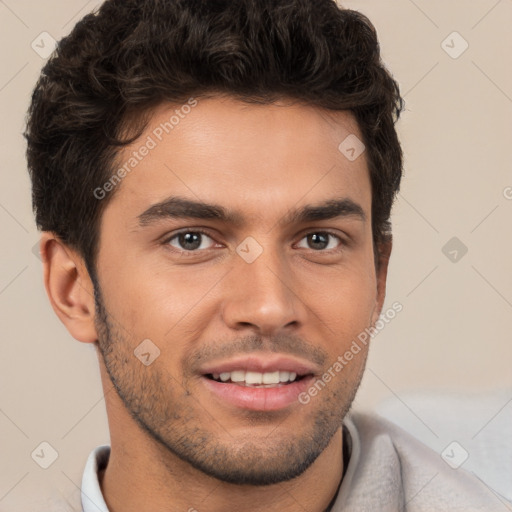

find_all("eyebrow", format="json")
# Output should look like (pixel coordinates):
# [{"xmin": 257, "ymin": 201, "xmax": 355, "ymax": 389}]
[{"xmin": 137, "ymin": 196, "xmax": 366, "ymax": 228}]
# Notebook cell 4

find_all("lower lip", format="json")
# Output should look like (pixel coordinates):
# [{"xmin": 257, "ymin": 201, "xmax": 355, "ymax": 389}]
[{"xmin": 201, "ymin": 375, "xmax": 314, "ymax": 411}]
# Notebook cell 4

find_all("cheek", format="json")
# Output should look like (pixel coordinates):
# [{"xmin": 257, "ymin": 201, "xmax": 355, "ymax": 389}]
[
  {"xmin": 100, "ymin": 259, "xmax": 223, "ymax": 345},
  {"xmin": 310, "ymin": 261, "xmax": 377, "ymax": 334}
]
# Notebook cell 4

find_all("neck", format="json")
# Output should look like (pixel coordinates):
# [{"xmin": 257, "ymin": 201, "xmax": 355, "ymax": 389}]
[
  {"xmin": 98, "ymin": 362, "xmax": 345, "ymax": 512},
  {"xmin": 100, "ymin": 427, "xmax": 343, "ymax": 512}
]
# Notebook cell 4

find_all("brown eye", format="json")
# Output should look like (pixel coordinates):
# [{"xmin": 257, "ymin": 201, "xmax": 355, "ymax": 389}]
[
  {"xmin": 296, "ymin": 232, "xmax": 342, "ymax": 251},
  {"xmin": 166, "ymin": 231, "xmax": 215, "ymax": 252}
]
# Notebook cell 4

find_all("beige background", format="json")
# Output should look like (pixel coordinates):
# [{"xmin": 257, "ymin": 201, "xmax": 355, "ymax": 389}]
[{"xmin": 1, "ymin": 0, "xmax": 511, "ymax": 509}]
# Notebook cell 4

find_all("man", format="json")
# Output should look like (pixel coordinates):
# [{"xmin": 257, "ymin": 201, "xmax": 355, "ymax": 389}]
[{"xmin": 25, "ymin": 0, "xmax": 499, "ymax": 510}]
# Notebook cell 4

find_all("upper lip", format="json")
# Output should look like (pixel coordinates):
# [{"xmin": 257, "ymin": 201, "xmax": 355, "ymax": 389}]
[{"xmin": 199, "ymin": 354, "xmax": 320, "ymax": 376}]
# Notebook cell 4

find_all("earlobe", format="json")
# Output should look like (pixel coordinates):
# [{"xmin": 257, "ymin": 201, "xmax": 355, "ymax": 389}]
[
  {"xmin": 371, "ymin": 237, "xmax": 392, "ymax": 326},
  {"xmin": 40, "ymin": 232, "xmax": 98, "ymax": 344}
]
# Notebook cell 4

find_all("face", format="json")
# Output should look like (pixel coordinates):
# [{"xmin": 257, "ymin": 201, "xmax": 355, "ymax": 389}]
[{"xmin": 92, "ymin": 96, "xmax": 386, "ymax": 485}]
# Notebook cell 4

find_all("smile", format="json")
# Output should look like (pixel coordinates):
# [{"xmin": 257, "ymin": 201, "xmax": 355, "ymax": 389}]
[
  {"xmin": 206, "ymin": 370, "xmax": 303, "ymax": 387},
  {"xmin": 201, "ymin": 373, "xmax": 315, "ymax": 411}
]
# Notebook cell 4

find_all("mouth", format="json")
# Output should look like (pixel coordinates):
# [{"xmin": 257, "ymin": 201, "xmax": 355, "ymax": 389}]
[
  {"xmin": 204, "ymin": 370, "xmax": 309, "ymax": 388},
  {"xmin": 199, "ymin": 356, "xmax": 318, "ymax": 411}
]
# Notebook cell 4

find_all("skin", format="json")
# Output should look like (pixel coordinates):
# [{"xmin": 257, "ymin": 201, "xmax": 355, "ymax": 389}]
[{"xmin": 41, "ymin": 95, "xmax": 391, "ymax": 512}]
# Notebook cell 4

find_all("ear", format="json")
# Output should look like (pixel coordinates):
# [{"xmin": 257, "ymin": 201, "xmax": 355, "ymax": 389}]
[
  {"xmin": 39, "ymin": 232, "xmax": 98, "ymax": 344},
  {"xmin": 370, "ymin": 236, "xmax": 392, "ymax": 326}
]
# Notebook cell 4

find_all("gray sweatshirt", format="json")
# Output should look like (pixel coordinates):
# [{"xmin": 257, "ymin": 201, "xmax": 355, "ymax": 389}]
[{"xmin": 37, "ymin": 411, "xmax": 508, "ymax": 511}]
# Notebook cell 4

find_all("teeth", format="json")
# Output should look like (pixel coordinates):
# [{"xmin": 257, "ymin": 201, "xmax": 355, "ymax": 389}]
[
  {"xmin": 262, "ymin": 371, "xmax": 280, "ymax": 384},
  {"xmin": 245, "ymin": 371, "xmax": 263, "ymax": 385},
  {"xmin": 230, "ymin": 370, "xmax": 246, "ymax": 382},
  {"xmin": 210, "ymin": 370, "xmax": 299, "ymax": 385}
]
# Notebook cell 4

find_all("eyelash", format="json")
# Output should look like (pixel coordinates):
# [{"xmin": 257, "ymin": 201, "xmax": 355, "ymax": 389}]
[{"xmin": 162, "ymin": 228, "xmax": 346, "ymax": 256}]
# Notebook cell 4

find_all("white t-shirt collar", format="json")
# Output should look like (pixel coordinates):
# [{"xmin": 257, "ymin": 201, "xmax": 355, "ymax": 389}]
[{"xmin": 81, "ymin": 444, "xmax": 110, "ymax": 512}]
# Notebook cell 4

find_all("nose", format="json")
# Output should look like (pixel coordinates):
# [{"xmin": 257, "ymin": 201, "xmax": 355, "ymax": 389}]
[{"xmin": 220, "ymin": 244, "xmax": 305, "ymax": 336}]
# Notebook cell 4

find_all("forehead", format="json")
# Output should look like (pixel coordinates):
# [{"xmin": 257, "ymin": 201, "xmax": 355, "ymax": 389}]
[{"xmin": 105, "ymin": 96, "xmax": 371, "ymax": 226}]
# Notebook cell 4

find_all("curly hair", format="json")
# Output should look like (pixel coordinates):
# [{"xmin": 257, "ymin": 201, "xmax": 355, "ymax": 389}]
[{"xmin": 25, "ymin": 0, "xmax": 404, "ymax": 278}]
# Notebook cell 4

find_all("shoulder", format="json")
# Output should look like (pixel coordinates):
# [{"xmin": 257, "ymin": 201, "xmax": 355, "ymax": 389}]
[{"xmin": 335, "ymin": 410, "xmax": 505, "ymax": 511}]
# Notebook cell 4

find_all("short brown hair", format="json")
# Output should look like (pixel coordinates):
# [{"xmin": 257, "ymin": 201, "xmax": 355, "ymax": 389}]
[{"xmin": 25, "ymin": 0, "xmax": 404, "ymax": 279}]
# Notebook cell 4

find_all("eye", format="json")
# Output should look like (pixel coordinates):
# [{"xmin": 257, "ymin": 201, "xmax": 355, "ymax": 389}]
[
  {"xmin": 165, "ymin": 230, "xmax": 217, "ymax": 252},
  {"xmin": 162, "ymin": 229, "xmax": 345, "ymax": 255},
  {"xmin": 296, "ymin": 231, "xmax": 343, "ymax": 251}
]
